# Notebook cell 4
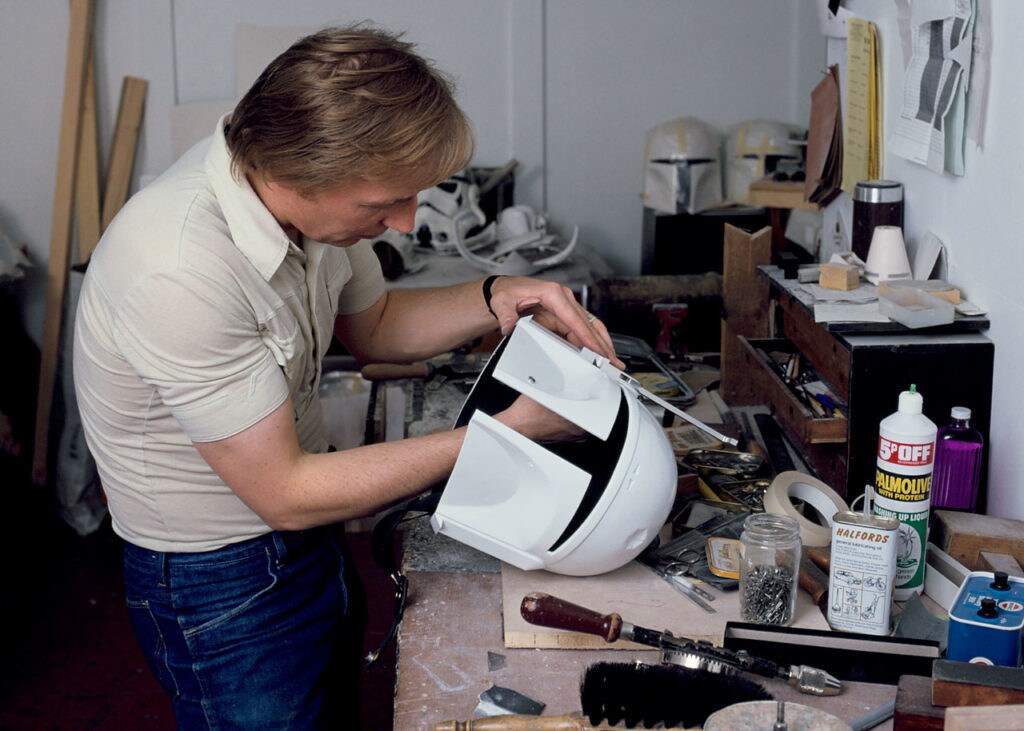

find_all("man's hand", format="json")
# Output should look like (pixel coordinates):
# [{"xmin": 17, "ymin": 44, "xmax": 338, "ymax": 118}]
[{"xmin": 486, "ymin": 276, "xmax": 624, "ymax": 369}]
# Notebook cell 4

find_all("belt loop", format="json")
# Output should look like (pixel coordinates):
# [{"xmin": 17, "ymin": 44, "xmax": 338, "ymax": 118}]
[
  {"xmin": 271, "ymin": 531, "xmax": 289, "ymax": 568},
  {"xmin": 158, "ymin": 552, "xmax": 170, "ymax": 588}
]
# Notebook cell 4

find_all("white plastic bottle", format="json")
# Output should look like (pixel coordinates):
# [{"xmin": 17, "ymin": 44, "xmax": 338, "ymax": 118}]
[{"xmin": 871, "ymin": 385, "xmax": 937, "ymax": 600}]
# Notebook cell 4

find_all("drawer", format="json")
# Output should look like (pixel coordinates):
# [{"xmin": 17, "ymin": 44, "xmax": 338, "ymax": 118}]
[
  {"xmin": 738, "ymin": 336, "xmax": 848, "ymax": 445},
  {"xmin": 777, "ymin": 289, "xmax": 852, "ymax": 402}
]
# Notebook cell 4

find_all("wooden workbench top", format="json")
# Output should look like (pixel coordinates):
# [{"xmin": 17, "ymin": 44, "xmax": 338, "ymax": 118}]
[{"xmin": 393, "ymin": 570, "xmax": 896, "ymax": 730}]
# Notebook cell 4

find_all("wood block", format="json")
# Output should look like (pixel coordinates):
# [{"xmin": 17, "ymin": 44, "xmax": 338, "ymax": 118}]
[
  {"xmin": 931, "ymin": 659, "xmax": 1024, "ymax": 707},
  {"xmin": 930, "ymin": 510, "xmax": 1024, "ymax": 570},
  {"xmin": 944, "ymin": 704, "xmax": 1024, "ymax": 731},
  {"xmin": 500, "ymin": 559, "xmax": 829, "ymax": 649},
  {"xmin": 978, "ymin": 551, "xmax": 1024, "ymax": 578},
  {"xmin": 719, "ymin": 224, "xmax": 772, "ymax": 405},
  {"xmin": 893, "ymin": 673, "xmax": 944, "ymax": 730},
  {"xmin": 818, "ymin": 262, "xmax": 860, "ymax": 291}
]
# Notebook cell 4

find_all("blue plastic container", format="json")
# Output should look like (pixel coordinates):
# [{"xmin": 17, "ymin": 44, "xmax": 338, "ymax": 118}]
[{"xmin": 946, "ymin": 571, "xmax": 1024, "ymax": 667}]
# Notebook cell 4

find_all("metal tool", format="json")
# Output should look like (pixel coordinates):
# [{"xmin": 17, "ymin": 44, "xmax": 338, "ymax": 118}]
[
  {"xmin": 520, "ymin": 592, "xmax": 842, "ymax": 696},
  {"xmin": 611, "ymin": 332, "xmax": 696, "ymax": 405},
  {"xmin": 650, "ymin": 563, "xmax": 716, "ymax": 613}
]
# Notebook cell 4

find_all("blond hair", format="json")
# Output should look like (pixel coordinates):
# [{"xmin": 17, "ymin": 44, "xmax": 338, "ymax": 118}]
[{"xmin": 226, "ymin": 24, "xmax": 475, "ymax": 196}]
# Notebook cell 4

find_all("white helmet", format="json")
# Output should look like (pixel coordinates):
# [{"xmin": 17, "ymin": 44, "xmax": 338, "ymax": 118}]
[
  {"xmin": 431, "ymin": 317, "xmax": 678, "ymax": 576},
  {"xmin": 414, "ymin": 169, "xmax": 488, "ymax": 254},
  {"xmin": 724, "ymin": 119, "xmax": 802, "ymax": 203},
  {"xmin": 642, "ymin": 117, "xmax": 723, "ymax": 215}
]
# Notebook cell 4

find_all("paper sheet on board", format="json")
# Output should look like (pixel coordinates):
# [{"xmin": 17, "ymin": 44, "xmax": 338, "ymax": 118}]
[{"xmin": 888, "ymin": 0, "xmax": 976, "ymax": 175}]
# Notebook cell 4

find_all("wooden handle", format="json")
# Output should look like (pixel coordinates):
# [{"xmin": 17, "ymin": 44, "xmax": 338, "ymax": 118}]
[
  {"xmin": 360, "ymin": 362, "xmax": 431, "ymax": 381},
  {"xmin": 436, "ymin": 714, "xmax": 604, "ymax": 730},
  {"xmin": 519, "ymin": 593, "xmax": 623, "ymax": 643},
  {"xmin": 798, "ymin": 554, "xmax": 830, "ymax": 608}
]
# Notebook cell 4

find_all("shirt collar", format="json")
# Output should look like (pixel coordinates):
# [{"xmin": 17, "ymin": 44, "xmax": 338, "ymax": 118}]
[{"xmin": 205, "ymin": 114, "xmax": 299, "ymax": 281}]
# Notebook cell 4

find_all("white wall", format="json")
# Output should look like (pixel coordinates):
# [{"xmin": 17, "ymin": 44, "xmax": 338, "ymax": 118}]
[{"xmin": 9, "ymin": 2, "xmax": 1022, "ymax": 520}]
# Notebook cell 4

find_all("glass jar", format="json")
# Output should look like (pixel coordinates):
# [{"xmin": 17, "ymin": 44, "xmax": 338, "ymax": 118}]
[{"xmin": 739, "ymin": 513, "xmax": 801, "ymax": 626}]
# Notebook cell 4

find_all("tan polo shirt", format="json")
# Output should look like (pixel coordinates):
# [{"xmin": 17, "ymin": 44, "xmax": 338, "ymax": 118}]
[{"xmin": 73, "ymin": 117, "xmax": 385, "ymax": 552}]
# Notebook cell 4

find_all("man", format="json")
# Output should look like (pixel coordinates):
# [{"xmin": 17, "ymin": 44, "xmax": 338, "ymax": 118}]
[{"xmin": 73, "ymin": 24, "xmax": 618, "ymax": 729}]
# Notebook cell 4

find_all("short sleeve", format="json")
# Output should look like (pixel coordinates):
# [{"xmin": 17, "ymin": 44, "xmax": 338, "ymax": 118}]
[{"xmin": 112, "ymin": 269, "xmax": 289, "ymax": 442}]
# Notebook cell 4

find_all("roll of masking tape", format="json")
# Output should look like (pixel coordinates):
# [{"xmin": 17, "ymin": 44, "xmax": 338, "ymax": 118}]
[{"xmin": 762, "ymin": 471, "xmax": 848, "ymax": 547}]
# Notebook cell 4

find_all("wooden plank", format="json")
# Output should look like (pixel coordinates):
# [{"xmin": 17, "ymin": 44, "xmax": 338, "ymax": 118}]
[
  {"xmin": 892, "ymin": 673, "xmax": 944, "ymax": 730},
  {"xmin": 748, "ymin": 179, "xmax": 820, "ymax": 211},
  {"xmin": 932, "ymin": 659, "xmax": 1024, "ymax": 708},
  {"xmin": 32, "ymin": 0, "xmax": 95, "ymax": 486},
  {"xmin": 944, "ymin": 704, "xmax": 1024, "ymax": 731},
  {"xmin": 930, "ymin": 510, "xmax": 1024, "ymax": 570},
  {"xmin": 100, "ymin": 76, "xmax": 148, "ymax": 232},
  {"xmin": 500, "ymin": 559, "xmax": 829, "ymax": 650},
  {"xmin": 75, "ymin": 50, "xmax": 101, "ymax": 262},
  {"xmin": 719, "ymin": 224, "xmax": 772, "ymax": 405}
]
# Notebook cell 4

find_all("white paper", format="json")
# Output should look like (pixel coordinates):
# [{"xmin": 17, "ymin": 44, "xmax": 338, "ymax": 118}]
[
  {"xmin": 801, "ymin": 282, "xmax": 878, "ymax": 303},
  {"xmin": 889, "ymin": 0, "xmax": 976, "ymax": 175},
  {"xmin": 814, "ymin": 301, "xmax": 889, "ymax": 323}
]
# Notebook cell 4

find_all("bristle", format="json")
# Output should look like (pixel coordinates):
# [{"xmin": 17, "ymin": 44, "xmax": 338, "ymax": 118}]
[{"xmin": 580, "ymin": 661, "xmax": 773, "ymax": 728}]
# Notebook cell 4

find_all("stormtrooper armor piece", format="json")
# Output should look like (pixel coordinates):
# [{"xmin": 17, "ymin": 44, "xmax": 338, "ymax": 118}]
[{"xmin": 413, "ymin": 169, "xmax": 489, "ymax": 254}]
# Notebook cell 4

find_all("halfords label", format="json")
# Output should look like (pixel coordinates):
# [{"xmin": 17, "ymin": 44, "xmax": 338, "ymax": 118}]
[
  {"xmin": 828, "ymin": 511, "xmax": 898, "ymax": 635},
  {"xmin": 874, "ymin": 470, "xmax": 932, "ymax": 502},
  {"xmin": 877, "ymin": 437, "xmax": 933, "ymax": 467}
]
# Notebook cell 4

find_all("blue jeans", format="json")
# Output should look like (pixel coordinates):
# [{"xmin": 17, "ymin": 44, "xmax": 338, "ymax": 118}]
[{"xmin": 123, "ymin": 525, "xmax": 358, "ymax": 730}]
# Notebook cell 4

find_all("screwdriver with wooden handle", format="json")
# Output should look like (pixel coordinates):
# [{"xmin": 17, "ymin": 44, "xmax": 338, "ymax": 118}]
[{"xmin": 519, "ymin": 592, "xmax": 841, "ymax": 696}]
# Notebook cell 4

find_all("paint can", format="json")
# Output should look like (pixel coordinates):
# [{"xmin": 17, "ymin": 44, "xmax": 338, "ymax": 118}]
[{"xmin": 827, "ymin": 510, "xmax": 899, "ymax": 635}]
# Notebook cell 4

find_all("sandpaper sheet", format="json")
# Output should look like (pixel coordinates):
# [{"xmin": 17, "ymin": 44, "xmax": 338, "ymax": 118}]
[{"xmin": 501, "ymin": 559, "xmax": 830, "ymax": 649}]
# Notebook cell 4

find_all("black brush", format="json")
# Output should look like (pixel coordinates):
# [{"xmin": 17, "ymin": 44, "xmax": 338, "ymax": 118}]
[
  {"xmin": 580, "ymin": 661, "xmax": 773, "ymax": 729},
  {"xmin": 434, "ymin": 662, "xmax": 774, "ymax": 730}
]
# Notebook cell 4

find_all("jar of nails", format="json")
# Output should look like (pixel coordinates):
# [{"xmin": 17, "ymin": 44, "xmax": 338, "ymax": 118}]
[{"xmin": 739, "ymin": 513, "xmax": 801, "ymax": 626}]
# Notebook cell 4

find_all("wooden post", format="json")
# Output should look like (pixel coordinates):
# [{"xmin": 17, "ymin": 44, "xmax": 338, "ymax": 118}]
[
  {"xmin": 100, "ymin": 76, "xmax": 148, "ymax": 233},
  {"xmin": 32, "ymin": 0, "xmax": 95, "ymax": 486},
  {"xmin": 76, "ymin": 50, "xmax": 102, "ymax": 263}
]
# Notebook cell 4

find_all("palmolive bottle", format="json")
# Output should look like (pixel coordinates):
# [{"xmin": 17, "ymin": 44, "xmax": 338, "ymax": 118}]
[{"xmin": 871, "ymin": 385, "xmax": 937, "ymax": 600}]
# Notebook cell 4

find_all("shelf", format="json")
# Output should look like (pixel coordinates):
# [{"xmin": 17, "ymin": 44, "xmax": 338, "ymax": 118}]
[{"xmin": 747, "ymin": 180, "xmax": 819, "ymax": 211}]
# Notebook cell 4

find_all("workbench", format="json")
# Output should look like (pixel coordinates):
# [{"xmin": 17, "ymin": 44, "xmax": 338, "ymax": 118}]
[
  {"xmin": 388, "ymin": 382, "xmax": 897, "ymax": 729},
  {"xmin": 392, "ymin": 520, "xmax": 898, "ymax": 730}
]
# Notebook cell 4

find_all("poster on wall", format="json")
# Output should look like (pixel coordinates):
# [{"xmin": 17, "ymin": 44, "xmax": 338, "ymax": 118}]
[{"xmin": 888, "ymin": 0, "xmax": 976, "ymax": 175}]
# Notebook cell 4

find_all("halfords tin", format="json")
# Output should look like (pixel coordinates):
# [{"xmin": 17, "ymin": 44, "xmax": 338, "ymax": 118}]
[
  {"xmin": 947, "ymin": 571, "xmax": 1024, "ymax": 667},
  {"xmin": 827, "ymin": 511, "xmax": 899, "ymax": 635}
]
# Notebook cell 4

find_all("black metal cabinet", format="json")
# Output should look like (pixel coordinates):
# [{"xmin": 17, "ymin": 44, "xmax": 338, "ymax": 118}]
[{"xmin": 744, "ymin": 267, "xmax": 994, "ymax": 508}]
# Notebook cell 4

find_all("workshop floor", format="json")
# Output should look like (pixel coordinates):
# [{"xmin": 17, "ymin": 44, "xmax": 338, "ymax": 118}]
[{"xmin": 0, "ymin": 461, "xmax": 398, "ymax": 730}]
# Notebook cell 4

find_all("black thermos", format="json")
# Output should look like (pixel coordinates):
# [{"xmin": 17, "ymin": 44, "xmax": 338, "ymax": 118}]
[{"xmin": 852, "ymin": 180, "xmax": 904, "ymax": 261}]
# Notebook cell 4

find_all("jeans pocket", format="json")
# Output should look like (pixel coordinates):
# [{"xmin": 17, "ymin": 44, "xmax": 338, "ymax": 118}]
[
  {"xmin": 125, "ymin": 597, "xmax": 178, "ymax": 695},
  {"xmin": 177, "ymin": 549, "xmax": 280, "ymax": 641}
]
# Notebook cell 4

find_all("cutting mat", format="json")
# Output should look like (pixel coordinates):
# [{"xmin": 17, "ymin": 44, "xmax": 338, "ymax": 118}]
[{"xmin": 501, "ymin": 560, "xmax": 831, "ymax": 649}]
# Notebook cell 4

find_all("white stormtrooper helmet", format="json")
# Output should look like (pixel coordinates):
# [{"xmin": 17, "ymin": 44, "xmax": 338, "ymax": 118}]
[
  {"xmin": 642, "ymin": 117, "xmax": 723, "ymax": 215},
  {"xmin": 724, "ymin": 119, "xmax": 803, "ymax": 204},
  {"xmin": 414, "ymin": 169, "xmax": 488, "ymax": 254},
  {"xmin": 431, "ymin": 317, "xmax": 678, "ymax": 576}
]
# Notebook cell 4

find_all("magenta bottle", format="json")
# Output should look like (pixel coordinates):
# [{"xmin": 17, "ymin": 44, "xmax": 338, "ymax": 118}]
[{"xmin": 930, "ymin": 407, "xmax": 984, "ymax": 511}]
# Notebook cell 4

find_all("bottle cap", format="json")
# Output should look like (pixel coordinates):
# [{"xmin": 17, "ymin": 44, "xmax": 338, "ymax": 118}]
[
  {"xmin": 898, "ymin": 385, "xmax": 923, "ymax": 415},
  {"xmin": 951, "ymin": 406, "xmax": 971, "ymax": 420}
]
